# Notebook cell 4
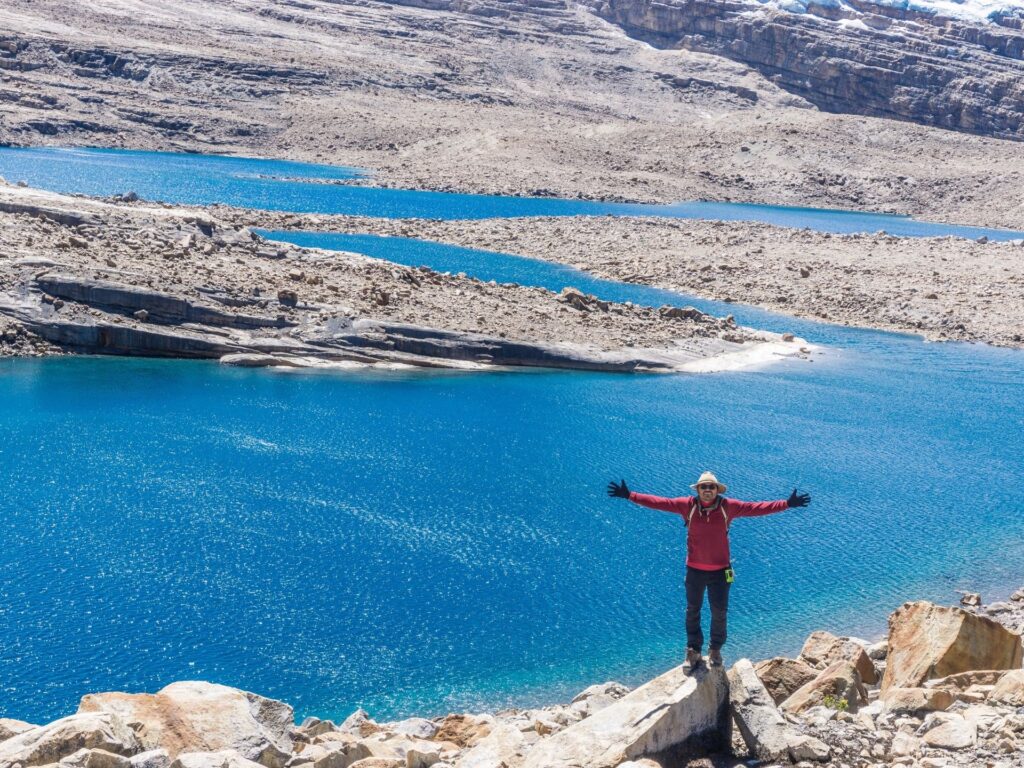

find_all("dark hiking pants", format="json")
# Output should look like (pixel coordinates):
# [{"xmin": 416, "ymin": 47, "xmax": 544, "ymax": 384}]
[{"xmin": 685, "ymin": 565, "xmax": 731, "ymax": 651}]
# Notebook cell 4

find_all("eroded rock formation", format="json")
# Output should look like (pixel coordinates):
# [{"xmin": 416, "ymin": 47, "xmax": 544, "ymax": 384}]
[{"xmin": 582, "ymin": 0, "xmax": 1024, "ymax": 139}]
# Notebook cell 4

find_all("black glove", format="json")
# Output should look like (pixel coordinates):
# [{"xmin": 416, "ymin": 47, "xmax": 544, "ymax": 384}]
[
  {"xmin": 607, "ymin": 479, "xmax": 630, "ymax": 499},
  {"xmin": 788, "ymin": 488, "xmax": 811, "ymax": 508}
]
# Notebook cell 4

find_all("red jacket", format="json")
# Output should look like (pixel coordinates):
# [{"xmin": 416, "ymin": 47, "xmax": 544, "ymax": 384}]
[{"xmin": 628, "ymin": 492, "xmax": 789, "ymax": 570}]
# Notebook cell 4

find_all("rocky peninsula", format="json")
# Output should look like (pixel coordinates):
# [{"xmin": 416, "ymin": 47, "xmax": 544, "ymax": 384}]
[
  {"xmin": 2, "ymin": 590, "xmax": 1022, "ymax": 768},
  {"xmin": 0, "ymin": 183, "xmax": 802, "ymax": 372}
]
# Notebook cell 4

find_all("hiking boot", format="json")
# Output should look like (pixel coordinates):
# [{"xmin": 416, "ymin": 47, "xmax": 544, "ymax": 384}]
[
  {"xmin": 708, "ymin": 648, "xmax": 723, "ymax": 667},
  {"xmin": 685, "ymin": 647, "xmax": 703, "ymax": 669}
]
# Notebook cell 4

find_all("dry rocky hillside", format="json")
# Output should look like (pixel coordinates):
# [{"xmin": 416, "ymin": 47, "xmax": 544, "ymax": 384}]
[
  {"xmin": 584, "ymin": 0, "xmax": 1024, "ymax": 140},
  {"xmin": 1, "ymin": 0, "xmax": 1024, "ymax": 227},
  {"xmin": 0, "ymin": 590, "xmax": 1022, "ymax": 768}
]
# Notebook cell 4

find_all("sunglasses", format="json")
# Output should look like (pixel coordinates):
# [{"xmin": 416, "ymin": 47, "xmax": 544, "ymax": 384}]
[{"xmin": 698, "ymin": 484, "xmax": 718, "ymax": 491}]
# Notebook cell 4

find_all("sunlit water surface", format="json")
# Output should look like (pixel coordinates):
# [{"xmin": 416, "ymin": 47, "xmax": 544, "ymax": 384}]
[{"xmin": 0, "ymin": 148, "xmax": 1022, "ymax": 725}]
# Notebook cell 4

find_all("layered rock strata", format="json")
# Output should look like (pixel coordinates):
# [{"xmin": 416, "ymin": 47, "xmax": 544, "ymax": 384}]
[{"xmin": 582, "ymin": 0, "xmax": 1024, "ymax": 140}]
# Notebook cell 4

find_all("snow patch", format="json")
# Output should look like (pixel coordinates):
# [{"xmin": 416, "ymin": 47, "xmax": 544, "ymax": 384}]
[{"xmin": 749, "ymin": 0, "xmax": 1024, "ymax": 23}]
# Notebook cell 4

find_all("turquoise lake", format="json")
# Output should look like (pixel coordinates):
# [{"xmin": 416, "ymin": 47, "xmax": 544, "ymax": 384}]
[{"xmin": 1, "ymin": 148, "xmax": 1023, "ymax": 725}]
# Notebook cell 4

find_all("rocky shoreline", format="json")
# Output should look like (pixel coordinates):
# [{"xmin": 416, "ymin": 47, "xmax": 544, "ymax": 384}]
[
  {"xmin": 2, "ymin": 590, "xmax": 1021, "ymax": 768},
  {"xmin": 0, "ymin": 183, "xmax": 803, "ymax": 373}
]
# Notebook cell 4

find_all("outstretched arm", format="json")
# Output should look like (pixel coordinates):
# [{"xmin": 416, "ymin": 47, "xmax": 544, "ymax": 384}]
[
  {"xmin": 607, "ymin": 479, "xmax": 692, "ymax": 516},
  {"xmin": 728, "ymin": 488, "xmax": 811, "ymax": 518}
]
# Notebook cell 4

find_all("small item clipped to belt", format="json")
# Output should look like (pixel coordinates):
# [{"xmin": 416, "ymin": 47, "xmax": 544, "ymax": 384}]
[{"xmin": 724, "ymin": 565, "xmax": 735, "ymax": 583}]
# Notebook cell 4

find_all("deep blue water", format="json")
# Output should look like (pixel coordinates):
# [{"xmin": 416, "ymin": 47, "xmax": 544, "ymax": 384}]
[
  {"xmin": 2, "ymin": 146, "xmax": 1024, "ymax": 239},
  {"xmin": 1, "ymin": 149, "xmax": 1023, "ymax": 728}
]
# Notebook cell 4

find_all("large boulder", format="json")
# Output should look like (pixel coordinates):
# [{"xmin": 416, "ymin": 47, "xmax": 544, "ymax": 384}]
[
  {"xmin": 310, "ymin": 742, "xmax": 372, "ymax": 768},
  {"xmin": 520, "ymin": 664, "xmax": 729, "ymax": 768},
  {"xmin": 567, "ymin": 682, "xmax": 630, "ymax": 719},
  {"xmin": 989, "ymin": 669, "xmax": 1024, "ymax": 706},
  {"xmin": 78, "ymin": 682, "xmax": 293, "ymax": 768},
  {"xmin": 382, "ymin": 720, "xmax": 436, "ymax": 741},
  {"xmin": 780, "ymin": 661, "xmax": 866, "ymax": 714},
  {"xmin": 881, "ymin": 601, "xmax": 1023, "ymax": 693},
  {"xmin": 0, "ymin": 713, "xmax": 141, "ymax": 768},
  {"xmin": 337, "ymin": 712, "xmax": 380, "ymax": 740},
  {"xmin": 753, "ymin": 657, "xmax": 818, "ymax": 704},
  {"xmin": 799, "ymin": 631, "xmax": 879, "ymax": 685}
]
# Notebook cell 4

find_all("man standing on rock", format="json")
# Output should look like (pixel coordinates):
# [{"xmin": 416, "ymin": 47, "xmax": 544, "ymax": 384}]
[{"xmin": 607, "ymin": 472, "xmax": 810, "ymax": 669}]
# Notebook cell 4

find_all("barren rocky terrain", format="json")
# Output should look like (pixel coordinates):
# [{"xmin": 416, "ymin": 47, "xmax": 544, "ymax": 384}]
[
  {"xmin": 2, "ymin": 0, "xmax": 1024, "ymax": 228},
  {"xmin": 231, "ymin": 211, "xmax": 1024, "ymax": 348}
]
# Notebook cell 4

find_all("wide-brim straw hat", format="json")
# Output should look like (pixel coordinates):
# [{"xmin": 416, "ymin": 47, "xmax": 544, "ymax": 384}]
[{"xmin": 690, "ymin": 471, "xmax": 727, "ymax": 494}]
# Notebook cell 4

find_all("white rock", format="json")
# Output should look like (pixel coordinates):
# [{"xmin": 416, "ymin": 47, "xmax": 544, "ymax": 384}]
[
  {"xmin": 0, "ymin": 720, "xmax": 36, "ymax": 743},
  {"xmin": 989, "ymin": 669, "xmax": 1024, "ymax": 706},
  {"xmin": 311, "ymin": 743, "xmax": 372, "ymax": 768},
  {"xmin": 386, "ymin": 721, "xmax": 436, "ymax": 741},
  {"xmin": 453, "ymin": 723, "xmax": 524, "ymax": 768},
  {"xmin": 86, "ymin": 751, "xmax": 131, "ymax": 768},
  {"xmin": 170, "ymin": 751, "xmax": 263, "ymax": 768},
  {"xmin": 784, "ymin": 733, "xmax": 830, "ymax": 762},
  {"xmin": 727, "ymin": 659, "xmax": 790, "ymax": 761},
  {"xmin": 59, "ymin": 749, "xmax": 93, "ymax": 768}
]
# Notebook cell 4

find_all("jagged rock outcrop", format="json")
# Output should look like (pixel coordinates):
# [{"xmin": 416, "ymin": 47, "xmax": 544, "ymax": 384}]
[
  {"xmin": 881, "ymin": 601, "xmax": 1024, "ymax": 692},
  {"xmin": 729, "ymin": 658, "xmax": 831, "ymax": 763},
  {"xmin": 582, "ymin": 0, "xmax": 1024, "ymax": 140},
  {"xmin": 780, "ymin": 660, "xmax": 867, "ymax": 714}
]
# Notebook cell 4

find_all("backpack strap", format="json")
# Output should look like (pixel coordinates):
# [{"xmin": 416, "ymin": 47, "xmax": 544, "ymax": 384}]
[{"xmin": 687, "ymin": 497, "xmax": 731, "ymax": 529}]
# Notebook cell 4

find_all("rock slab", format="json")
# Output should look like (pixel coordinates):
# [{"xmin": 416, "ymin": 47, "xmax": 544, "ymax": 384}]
[
  {"xmin": 519, "ymin": 664, "xmax": 729, "ymax": 768},
  {"xmin": 727, "ymin": 658, "xmax": 790, "ymax": 761}
]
